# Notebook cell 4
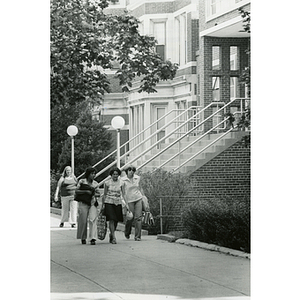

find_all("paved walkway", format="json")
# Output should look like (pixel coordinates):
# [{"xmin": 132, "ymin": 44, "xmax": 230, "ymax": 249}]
[{"xmin": 51, "ymin": 214, "xmax": 250, "ymax": 300}]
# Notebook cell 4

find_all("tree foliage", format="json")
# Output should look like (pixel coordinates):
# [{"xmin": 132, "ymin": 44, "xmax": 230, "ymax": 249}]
[
  {"xmin": 50, "ymin": 0, "xmax": 178, "ymax": 171},
  {"xmin": 58, "ymin": 108, "xmax": 113, "ymax": 176},
  {"xmin": 50, "ymin": 0, "xmax": 178, "ymax": 108}
]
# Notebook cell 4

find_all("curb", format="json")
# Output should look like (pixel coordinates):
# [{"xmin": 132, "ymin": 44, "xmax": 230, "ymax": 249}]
[{"xmin": 157, "ymin": 235, "xmax": 250, "ymax": 259}]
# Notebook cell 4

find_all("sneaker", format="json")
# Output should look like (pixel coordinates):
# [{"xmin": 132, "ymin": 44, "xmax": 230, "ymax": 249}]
[
  {"xmin": 111, "ymin": 238, "xmax": 117, "ymax": 244},
  {"xmin": 134, "ymin": 237, "xmax": 141, "ymax": 241},
  {"xmin": 81, "ymin": 239, "xmax": 86, "ymax": 244},
  {"xmin": 90, "ymin": 239, "xmax": 96, "ymax": 245}
]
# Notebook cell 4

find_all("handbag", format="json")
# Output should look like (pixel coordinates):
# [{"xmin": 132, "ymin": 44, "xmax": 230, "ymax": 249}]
[
  {"xmin": 126, "ymin": 210, "xmax": 133, "ymax": 221},
  {"xmin": 97, "ymin": 211, "xmax": 107, "ymax": 240},
  {"xmin": 142, "ymin": 211, "xmax": 155, "ymax": 226}
]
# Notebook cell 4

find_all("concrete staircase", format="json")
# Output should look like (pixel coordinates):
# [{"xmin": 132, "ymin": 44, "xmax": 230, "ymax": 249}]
[{"xmin": 135, "ymin": 130, "xmax": 249, "ymax": 174}]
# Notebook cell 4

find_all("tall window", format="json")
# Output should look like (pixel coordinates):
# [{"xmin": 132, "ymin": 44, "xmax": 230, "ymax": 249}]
[
  {"xmin": 175, "ymin": 14, "xmax": 187, "ymax": 65},
  {"xmin": 206, "ymin": 0, "xmax": 250, "ymax": 19},
  {"xmin": 212, "ymin": 76, "xmax": 220, "ymax": 101},
  {"xmin": 230, "ymin": 46, "xmax": 239, "ymax": 70},
  {"xmin": 212, "ymin": 46, "xmax": 220, "ymax": 70},
  {"xmin": 152, "ymin": 21, "xmax": 166, "ymax": 60},
  {"xmin": 230, "ymin": 77, "xmax": 238, "ymax": 99}
]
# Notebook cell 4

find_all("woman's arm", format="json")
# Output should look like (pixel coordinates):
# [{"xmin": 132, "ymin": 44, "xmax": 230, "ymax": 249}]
[
  {"xmin": 121, "ymin": 184, "xmax": 129, "ymax": 210},
  {"xmin": 54, "ymin": 177, "xmax": 64, "ymax": 201}
]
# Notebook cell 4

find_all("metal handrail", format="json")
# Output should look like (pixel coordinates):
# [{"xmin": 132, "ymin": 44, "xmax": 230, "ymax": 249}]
[
  {"xmin": 91, "ymin": 97, "xmax": 248, "ymax": 184},
  {"xmin": 78, "ymin": 108, "xmax": 182, "ymax": 179},
  {"xmin": 156, "ymin": 108, "xmax": 244, "ymax": 171},
  {"xmin": 93, "ymin": 106, "xmax": 205, "ymax": 180},
  {"xmin": 135, "ymin": 98, "xmax": 242, "ymax": 171},
  {"xmin": 172, "ymin": 127, "xmax": 235, "ymax": 173},
  {"xmin": 156, "ymin": 117, "xmax": 230, "ymax": 171},
  {"xmin": 119, "ymin": 102, "xmax": 223, "ymax": 171}
]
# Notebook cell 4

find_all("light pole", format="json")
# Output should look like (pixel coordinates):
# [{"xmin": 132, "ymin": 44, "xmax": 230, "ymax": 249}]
[
  {"xmin": 67, "ymin": 125, "xmax": 78, "ymax": 174},
  {"xmin": 111, "ymin": 116, "xmax": 125, "ymax": 169}
]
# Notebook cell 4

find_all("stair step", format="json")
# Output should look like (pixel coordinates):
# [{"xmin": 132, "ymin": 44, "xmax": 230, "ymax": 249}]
[{"xmin": 133, "ymin": 130, "xmax": 249, "ymax": 174}]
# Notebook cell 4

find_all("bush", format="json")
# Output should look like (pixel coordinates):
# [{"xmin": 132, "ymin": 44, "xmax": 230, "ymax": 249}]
[
  {"xmin": 139, "ymin": 169, "xmax": 191, "ymax": 234},
  {"xmin": 182, "ymin": 196, "xmax": 250, "ymax": 253}
]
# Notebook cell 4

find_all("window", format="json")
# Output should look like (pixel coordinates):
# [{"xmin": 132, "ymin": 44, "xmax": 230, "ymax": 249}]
[
  {"xmin": 212, "ymin": 46, "xmax": 220, "ymax": 70},
  {"xmin": 230, "ymin": 77, "xmax": 238, "ymax": 99},
  {"xmin": 230, "ymin": 46, "xmax": 239, "ymax": 70},
  {"xmin": 206, "ymin": 0, "xmax": 249, "ymax": 19},
  {"xmin": 175, "ymin": 14, "xmax": 187, "ymax": 65},
  {"xmin": 152, "ymin": 21, "xmax": 166, "ymax": 60},
  {"xmin": 211, "ymin": 0, "xmax": 217, "ymax": 15},
  {"xmin": 212, "ymin": 77, "xmax": 220, "ymax": 101}
]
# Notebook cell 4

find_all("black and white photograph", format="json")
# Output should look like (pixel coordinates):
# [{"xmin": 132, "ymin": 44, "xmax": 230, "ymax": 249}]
[
  {"xmin": 4, "ymin": 0, "xmax": 299, "ymax": 300},
  {"xmin": 50, "ymin": 0, "xmax": 251, "ymax": 299}
]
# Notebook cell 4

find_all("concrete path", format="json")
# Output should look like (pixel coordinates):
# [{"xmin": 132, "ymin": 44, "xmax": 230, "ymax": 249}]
[{"xmin": 51, "ymin": 214, "xmax": 250, "ymax": 300}]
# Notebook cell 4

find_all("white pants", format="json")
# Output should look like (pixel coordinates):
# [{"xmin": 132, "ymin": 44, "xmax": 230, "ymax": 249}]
[
  {"xmin": 61, "ymin": 196, "xmax": 77, "ymax": 224},
  {"xmin": 77, "ymin": 202, "xmax": 98, "ymax": 241}
]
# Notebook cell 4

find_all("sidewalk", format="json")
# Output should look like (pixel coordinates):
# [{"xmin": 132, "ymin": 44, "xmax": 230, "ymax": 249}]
[
  {"xmin": 51, "ymin": 207, "xmax": 250, "ymax": 259},
  {"xmin": 50, "ymin": 212, "xmax": 250, "ymax": 300}
]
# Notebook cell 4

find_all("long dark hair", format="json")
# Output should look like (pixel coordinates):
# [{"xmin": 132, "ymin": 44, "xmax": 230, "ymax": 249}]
[{"xmin": 84, "ymin": 167, "xmax": 96, "ymax": 179}]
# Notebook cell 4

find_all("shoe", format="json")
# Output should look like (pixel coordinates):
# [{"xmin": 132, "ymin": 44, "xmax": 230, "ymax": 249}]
[
  {"xmin": 109, "ymin": 234, "xmax": 113, "ymax": 243},
  {"xmin": 111, "ymin": 238, "xmax": 117, "ymax": 244},
  {"xmin": 90, "ymin": 239, "xmax": 96, "ymax": 245},
  {"xmin": 81, "ymin": 239, "xmax": 86, "ymax": 244},
  {"xmin": 59, "ymin": 223, "xmax": 64, "ymax": 227},
  {"xmin": 71, "ymin": 224, "xmax": 76, "ymax": 228},
  {"xmin": 134, "ymin": 237, "xmax": 141, "ymax": 241},
  {"xmin": 125, "ymin": 234, "xmax": 130, "ymax": 239}
]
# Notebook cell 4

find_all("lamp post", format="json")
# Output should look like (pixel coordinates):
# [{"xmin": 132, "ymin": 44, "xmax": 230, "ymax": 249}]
[
  {"xmin": 67, "ymin": 125, "xmax": 78, "ymax": 174},
  {"xmin": 111, "ymin": 116, "xmax": 125, "ymax": 168}
]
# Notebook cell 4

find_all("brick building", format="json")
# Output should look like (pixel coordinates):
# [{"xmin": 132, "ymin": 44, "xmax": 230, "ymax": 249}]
[{"xmin": 94, "ymin": 0, "xmax": 251, "ymax": 231}]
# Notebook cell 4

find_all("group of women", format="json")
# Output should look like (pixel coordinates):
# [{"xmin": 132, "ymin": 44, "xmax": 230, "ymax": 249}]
[{"xmin": 54, "ymin": 165, "xmax": 145, "ymax": 245}]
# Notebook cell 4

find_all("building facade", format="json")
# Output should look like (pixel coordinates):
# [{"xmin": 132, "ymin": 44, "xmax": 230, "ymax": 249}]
[{"xmin": 98, "ymin": 0, "xmax": 250, "ymax": 161}]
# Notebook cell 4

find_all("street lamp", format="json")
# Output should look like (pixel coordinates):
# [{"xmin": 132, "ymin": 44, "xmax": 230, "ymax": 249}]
[
  {"xmin": 111, "ymin": 116, "xmax": 125, "ymax": 168},
  {"xmin": 67, "ymin": 125, "xmax": 78, "ymax": 174}
]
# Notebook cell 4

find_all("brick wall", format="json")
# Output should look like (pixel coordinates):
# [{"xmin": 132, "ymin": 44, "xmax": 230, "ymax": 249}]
[
  {"xmin": 198, "ymin": 36, "xmax": 250, "ymax": 131},
  {"xmin": 168, "ymin": 139, "xmax": 250, "ymax": 231}
]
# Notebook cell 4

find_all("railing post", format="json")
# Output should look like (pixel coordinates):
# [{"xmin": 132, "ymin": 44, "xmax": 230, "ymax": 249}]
[{"xmin": 160, "ymin": 197, "xmax": 163, "ymax": 234}]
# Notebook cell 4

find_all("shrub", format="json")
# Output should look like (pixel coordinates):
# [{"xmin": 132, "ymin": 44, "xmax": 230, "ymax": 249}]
[
  {"xmin": 182, "ymin": 196, "xmax": 250, "ymax": 253},
  {"xmin": 139, "ymin": 169, "xmax": 191, "ymax": 234}
]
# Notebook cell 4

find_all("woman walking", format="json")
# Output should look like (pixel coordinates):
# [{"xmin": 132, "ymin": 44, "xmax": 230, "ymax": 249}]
[
  {"xmin": 102, "ymin": 167, "xmax": 126, "ymax": 244},
  {"xmin": 75, "ymin": 167, "xmax": 100, "ymax": 245},
  {"xmin": 54, "ymin": 166, "xmax": 77, "ymax": 228},
  {"xmin": 122, "ymin": 166, "xmax": 145, "ymax": 241}
]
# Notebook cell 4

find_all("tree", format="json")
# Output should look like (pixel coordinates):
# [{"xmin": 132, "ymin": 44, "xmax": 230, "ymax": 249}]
[
  {"xmin": 50, "ymin": 0, "xmax": 178, "ymax": 109},
  {"xmin": 50, "ymin": 0, "xmax": 178, "ymax": 170},
  {"xmin": 58, "ymin": 108, "xmax": 113, "ymax": 176}
]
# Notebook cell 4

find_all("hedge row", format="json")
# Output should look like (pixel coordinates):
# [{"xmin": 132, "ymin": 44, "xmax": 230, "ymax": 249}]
[{"xmin": 181, "ymin": 197, "xmax": 250, "ymax": 253}]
